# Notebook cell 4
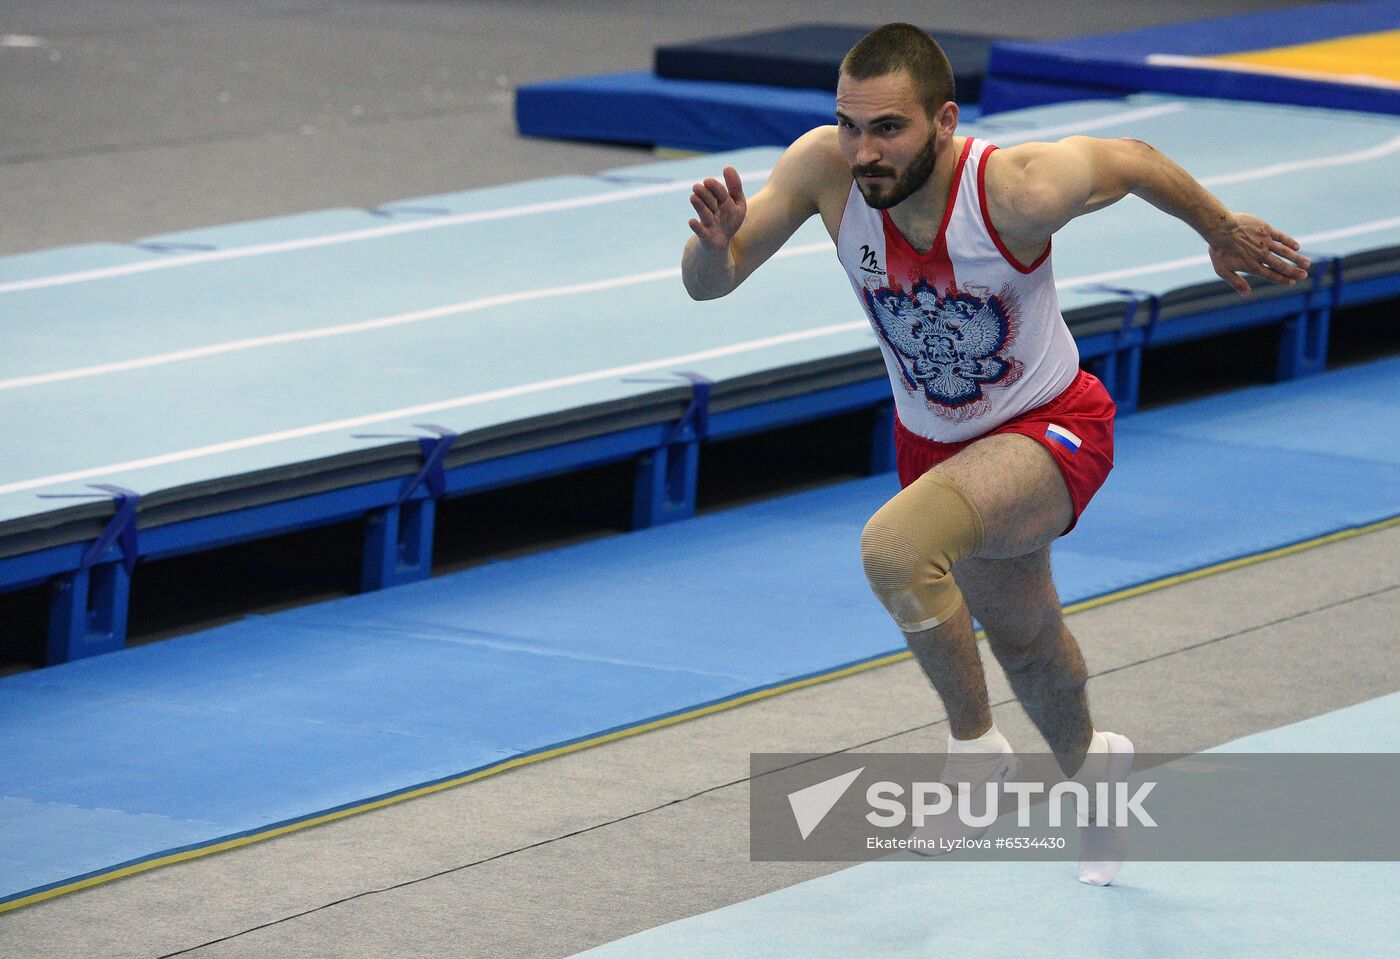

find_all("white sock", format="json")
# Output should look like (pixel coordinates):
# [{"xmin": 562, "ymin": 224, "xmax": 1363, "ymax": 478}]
[
  {"xmin": 947, "ymin": 725, "xmax": 1011, "ymax": 755},
  {"xmin": 942, "ymin": 726, "xmax": 1014, "ymax": 796},
  {"xmin": 1075, "ymin": 730, "xmax": 1131, "ymax": 887},
  {"xmin": 908, "ymin": 725, "xmax": 1018, "ymax": 856}
]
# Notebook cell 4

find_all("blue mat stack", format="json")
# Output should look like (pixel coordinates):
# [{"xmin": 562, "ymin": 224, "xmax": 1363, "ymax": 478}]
[
  {"xmin": 519, "ymin": 7, "xmax": 1400, "ymax": 148},
  {"xmin": 516, "ymin": 24, "xmax": 993, "ymax": 151},
  {"xmin": 653, "ymin": 25, "xmax": 994, "ymax": 100},
  {"xmin": 984, "ymin": 1, "xmax": 1400, "ymax": 115}
]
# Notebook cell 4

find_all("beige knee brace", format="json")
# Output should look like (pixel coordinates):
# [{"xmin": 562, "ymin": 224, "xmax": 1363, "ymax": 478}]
[{"xmin": 860, "ymin": 471, "xmax": 985, "ymax": 632}]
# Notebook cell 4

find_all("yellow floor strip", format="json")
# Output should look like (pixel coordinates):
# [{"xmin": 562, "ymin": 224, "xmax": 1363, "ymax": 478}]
[
  {"xmin": 1212, "ymin": 29, "xmax": 1400, "ymax": 86},
  {"xmin": 653, "ymin": 146, "xmax": 703, "ymax": 159},
  {"xmin": 5, "ymin": 512, "xmax": 1397, "ymax": 914}
]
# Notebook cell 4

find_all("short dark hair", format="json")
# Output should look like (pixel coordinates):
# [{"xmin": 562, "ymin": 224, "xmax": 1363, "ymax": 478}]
[{"xmin": 841, "ymin": 23, "xmax": 955, "ymax": 117}]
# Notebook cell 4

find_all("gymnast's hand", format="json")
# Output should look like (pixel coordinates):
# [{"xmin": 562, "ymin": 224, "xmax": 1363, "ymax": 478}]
[
  {"xmin": 1208, "ymin": 212, "xmax": 1310, "ymax": 295},
  {"xmin": 688, "ymin": 167, "xmax": 747, "ymax": 250}
]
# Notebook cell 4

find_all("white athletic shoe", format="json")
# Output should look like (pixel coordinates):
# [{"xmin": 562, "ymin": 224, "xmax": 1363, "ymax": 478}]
[
  {"xmin": 1077, "ymin": 731, "xmax": 1135, "ymax": 886},
  {"xmin": 907, "ymin": 745, "xmax": 1020, "ymax": 857}
]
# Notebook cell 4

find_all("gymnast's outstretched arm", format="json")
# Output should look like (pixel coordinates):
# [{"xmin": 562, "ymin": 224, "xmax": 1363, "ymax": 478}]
[
  {"xmin": 682, "ymin": 127, "xmax": 840, "ymax": 300},
  {"xmin": 983, "ymin": 135, "xmax": 1311, "ymax": 295}
]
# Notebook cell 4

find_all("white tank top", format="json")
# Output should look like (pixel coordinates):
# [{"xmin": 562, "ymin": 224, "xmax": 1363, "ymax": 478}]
[{"xmin": 836, "ymin": 137, "xmax": 1079, "ymax": 443}]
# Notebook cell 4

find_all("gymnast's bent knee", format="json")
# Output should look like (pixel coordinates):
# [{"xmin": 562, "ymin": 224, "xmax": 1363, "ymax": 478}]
[{"xmin": 860, "ymin": 471, "xmax": 985, "ymax": 632}]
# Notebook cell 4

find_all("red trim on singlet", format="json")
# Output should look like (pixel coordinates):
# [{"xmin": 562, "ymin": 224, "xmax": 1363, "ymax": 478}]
[
  {"xmin": 878, "ymin": 136, "xmax": 974, "ymax": 291},
  {"xmin": 977, "ymin": 144, "xmax": 1051, "ymax": 275}
]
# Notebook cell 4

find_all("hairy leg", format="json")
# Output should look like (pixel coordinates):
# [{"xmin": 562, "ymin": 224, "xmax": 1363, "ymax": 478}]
[
  {"xmin": 902, "ymin": 600, "xmax": 993, "ymax": 740},
  {"xmin": 931, "ymin": 432, "xmax": 1074, "ymax": 560},
  {"xmin": 887, "ymin": 432, "xmax": 1079, "ymax": 740},
  {"xmin": 955, "ymin": 549, "xmax": 1094, "ymax": 775}
]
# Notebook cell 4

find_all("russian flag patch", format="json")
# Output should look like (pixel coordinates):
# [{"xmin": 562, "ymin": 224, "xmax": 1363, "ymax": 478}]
[{"xmin": 1045, "ymin": 423, "xmax": 1082, "ymax": 454}]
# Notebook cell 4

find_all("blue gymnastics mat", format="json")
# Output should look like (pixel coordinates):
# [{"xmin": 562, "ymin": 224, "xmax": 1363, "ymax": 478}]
[
  {"xmin": 5, "ymin": 95, "xmax": 1400, "ymax": 552},
  {"xmin": 515, "ymin": 71, "xmax": 843, "ymax": 152},
  {"xmin": 569, "ymin": 692, "xmax": 1400, "ymax": 959},
  {"xmin": 2, "ymin": 355, "xmax": 1399, "ymax": 911},
  {"xmin": 7, "ymin": 94, "xmax": 1400, "ymax": 666},
  {"xmin": 985, "ymin": 1, "xmax": 1400, "ymax": 116},
  {"xmin": 515, "ymin": 71, "xmax": 981, "ymax": 152}
]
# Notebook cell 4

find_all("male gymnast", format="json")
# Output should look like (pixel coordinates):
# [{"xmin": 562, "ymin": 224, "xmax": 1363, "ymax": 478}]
[{"xmin": 681, "ymin": 23, "xmax": 1309, "ymax": 885}]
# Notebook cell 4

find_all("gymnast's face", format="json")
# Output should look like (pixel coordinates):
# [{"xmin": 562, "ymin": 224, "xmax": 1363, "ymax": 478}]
[{"xmin": 836, "ymin": 69, "xmax": 954, "ymax": 210}]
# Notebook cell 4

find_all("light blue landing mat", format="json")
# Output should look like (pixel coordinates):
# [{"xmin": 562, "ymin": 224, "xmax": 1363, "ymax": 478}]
[
  {"xmin": 570, "ymin": 693, "xmax": 1400, "ymax": 959},
  {"xmin": 5, "ymin": 95, "xmax": 1400, "ymax": 542},
  {"xmin": 1, "ymin": 354, "xmax": 1399, "ymax": 909}
]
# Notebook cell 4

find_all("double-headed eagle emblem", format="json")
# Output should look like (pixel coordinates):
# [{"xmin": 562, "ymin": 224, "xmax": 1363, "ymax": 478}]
[{"xmin": 863, "ymin": 280, "xmax": 1017, "ymax": 408}]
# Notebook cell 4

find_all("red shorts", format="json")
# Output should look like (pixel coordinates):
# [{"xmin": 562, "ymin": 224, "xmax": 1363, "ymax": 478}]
[{"xmin": 893, "ymin": 369, "xmax": 1116, "ymax": 534}]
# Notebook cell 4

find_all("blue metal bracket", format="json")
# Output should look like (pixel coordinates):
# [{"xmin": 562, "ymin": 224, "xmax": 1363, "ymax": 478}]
[
  {"xmin": 1277, "ymin": 254, "xmax": 1338, "ymax": 381},
  {"xmin": 395, "ymin": 424, "xmax": 456, "ymax": 505},
  {"xmin": 353, "ymin": 424, "xmax": 457, "ymax": 591},
  {"xmin": 1081, "ymin": 285, "xmax": 1160, "ymax": 416},
  {"xmin": 36, "ymin": 485, "xmax": 140, "ymax": 664},
  {"xmin": 627, "ymin": 372, "xmax": 713, "ymax": 529}
]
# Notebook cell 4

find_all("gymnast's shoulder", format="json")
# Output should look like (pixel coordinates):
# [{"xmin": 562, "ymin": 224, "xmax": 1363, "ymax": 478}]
[{"xmin": 764, "ymin": 126, "xmax": 852, "ymax": 210}]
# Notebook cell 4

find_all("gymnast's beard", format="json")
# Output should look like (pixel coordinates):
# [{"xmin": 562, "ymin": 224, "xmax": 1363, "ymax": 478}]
[{"xmin": 856, "ymin": 132, "xmax": 939, "ymax": 211}]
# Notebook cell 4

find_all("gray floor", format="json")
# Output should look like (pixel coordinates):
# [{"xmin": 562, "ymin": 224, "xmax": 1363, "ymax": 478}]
[
  {"xmin": 3, "ymin": 0, "xmax": 1311, "ymax": 256},
  {"xmin": 2, "ymin": 525, "xmax": 1397, "ymax": 958}
]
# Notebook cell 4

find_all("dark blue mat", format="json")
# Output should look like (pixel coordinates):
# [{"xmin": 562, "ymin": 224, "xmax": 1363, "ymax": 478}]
[
  {"xmin": 3, "ymin": 356, "xmax": 1399, "ymax": 909},
  {"xmin": 985, "ymin": 1, "xmax": 1400, "ymax": 116},
  {"xmin": 655, "ymin": 24, "xmax": 996, "ymax": 101}
]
